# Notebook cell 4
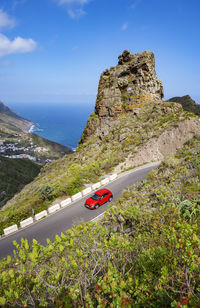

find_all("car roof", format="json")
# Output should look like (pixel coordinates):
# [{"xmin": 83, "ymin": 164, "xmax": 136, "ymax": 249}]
[{"xmin": 95, "ymin": 188, "xmax": 110, "ymax": 196}]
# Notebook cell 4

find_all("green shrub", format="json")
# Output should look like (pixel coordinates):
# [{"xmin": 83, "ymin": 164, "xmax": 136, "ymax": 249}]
[
  {"xmin": 37, "ymin": 184, "xmax": 54, "ymax": 201},
  {"xmin": 67, "ymin": 176, "xmax": 84, "ymax": 196}
]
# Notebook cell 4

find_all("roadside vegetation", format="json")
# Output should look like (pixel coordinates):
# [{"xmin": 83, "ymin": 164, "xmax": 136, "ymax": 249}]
[
  {"xmin": 0, "ymin": 136, "xmax": 199, "ymax": 307},
  {"xmin": 0, "ymin": 100, "xmax": 196, "ymax": 234}
]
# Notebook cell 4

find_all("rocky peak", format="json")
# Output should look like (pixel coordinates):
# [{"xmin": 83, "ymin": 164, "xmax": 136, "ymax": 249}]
[
  {"xmin": 79, "ymin": 50, "xmax": 165, "ymax": 144},
  {"xmin": 118, "ymin": 49, "xmax": 131, "ymax": 64},
  {"xmin": 95, "ymin": 50, "xmax": 164, "ymax": 118}
]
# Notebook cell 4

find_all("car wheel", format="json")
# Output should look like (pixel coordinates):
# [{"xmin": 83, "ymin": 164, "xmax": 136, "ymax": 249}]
[
  {"xmin": 109, "ymin": 196, "xmax": 113, "ymax": 202},
  {"xmin": 95, "ymin": 204, "xmax": 99, "ymax": 209}
]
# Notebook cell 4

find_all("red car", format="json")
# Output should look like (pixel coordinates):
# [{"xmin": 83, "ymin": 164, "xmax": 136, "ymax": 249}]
[{"xmin": 85, "ymin": 188, "xmax": 113, "ymax": 209}]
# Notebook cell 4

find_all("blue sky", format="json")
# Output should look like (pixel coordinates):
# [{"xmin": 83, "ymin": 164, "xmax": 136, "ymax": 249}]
[{"xmin": 0, "ymin": 0, "xmax": 199, "ymax": 104}]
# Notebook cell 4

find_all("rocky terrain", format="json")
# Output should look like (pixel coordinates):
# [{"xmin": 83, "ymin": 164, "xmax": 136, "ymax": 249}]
[
  {"xmin": 80, "ymin": 50, "xmax": 164, "ymax": 142},
  {"xmin": 0, "ymin": 49, "xmax": 199, "ymax": 233},
  {"xmin": 80, "ymin": 50, "xmax": 200, "ymax": 171}
]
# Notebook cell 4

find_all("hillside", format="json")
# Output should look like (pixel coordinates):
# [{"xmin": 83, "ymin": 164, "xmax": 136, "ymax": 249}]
[
  {"xmin": 0, "ymin": 156, "xmax": 41, "ymax": 208},
  {"xmin": 0, "ymin": 100, "xmax": 73, "ymax": 208},
  {"xmin": 167, "ymin": 95, "xmax": 200, "ymax": 116},
  {"xmin": 0, "ymin": 50, "xmax": 199, "ymax": 234},
  {"xmin": 0, "ymin": 136, "xmax": 199, "ymax": 307},
  {"xmin": 0, "ymin": 100, "xmax": 73, "ymax": 164}
]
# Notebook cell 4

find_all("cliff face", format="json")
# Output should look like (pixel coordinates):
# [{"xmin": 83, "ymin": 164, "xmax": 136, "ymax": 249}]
[
  {"xmin": 96, "ymin": 50, "xmax": 163, "ymax": 117},
  {"xmin": 80, "ymin": 50, "xmax": 164, "ymax": 143}
]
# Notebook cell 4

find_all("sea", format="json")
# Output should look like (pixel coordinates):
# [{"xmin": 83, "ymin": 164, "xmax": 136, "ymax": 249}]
[{"xmin": 8, "ymin": 102, "xmax": 94, "ymax": 150}]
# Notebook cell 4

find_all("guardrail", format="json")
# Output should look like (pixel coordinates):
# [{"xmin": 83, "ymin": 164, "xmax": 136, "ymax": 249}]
[
  {"xmin": 92, "ymin": 182, "xmax": 101, "ymax": 190},
  {"xmin": 82, "ymin": 187, "xmax": 92, "ymax": 196},
  {"xmin": 2, "ymin": 173, "xmax": 118, "ymax": 237},
  {"xmin": 4, "ymin": 224, "xmax": 18, "ymax": 236},
  {"xmin": 48, "ymin": 203, "xmax": 60, "ymax": 214},
  {"xmin": 20, "ymin": 217, "xmax": 34, "ymax": 228},
  {"xmin": 35, "ymin": 210, "xmax": 48, "ymax": 221},
  {"xmin": 71, "ymin": 192, "xmax": 82, "ymax": 202},
  {"xmin": 60, "ymin": 198, "xmax": 71, "ymax": 208}
]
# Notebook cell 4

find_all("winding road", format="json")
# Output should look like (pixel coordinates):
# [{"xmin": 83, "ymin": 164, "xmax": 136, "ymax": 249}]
[{"xmin": 0, "ymin": 162, "xmax": 160, "ymax": 259}]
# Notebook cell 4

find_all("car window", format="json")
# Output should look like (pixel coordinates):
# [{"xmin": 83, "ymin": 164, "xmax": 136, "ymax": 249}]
[{"xmin": 91, "ymin": 194, "xmax": 100, "ymax": 201}]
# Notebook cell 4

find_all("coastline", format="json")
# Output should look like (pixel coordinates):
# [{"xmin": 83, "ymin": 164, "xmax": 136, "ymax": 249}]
[{"xmin": 28, "ymin": 124, "xmax": 35, "ymax": 133}]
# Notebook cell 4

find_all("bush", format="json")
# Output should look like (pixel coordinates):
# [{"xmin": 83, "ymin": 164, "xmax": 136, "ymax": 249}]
[
  {"xmin": 37, "ymin": 184, "xmax": 54, "ymax": 201},
  {"xmin": 67, "ymin": 176, "xmax": 84, "ymax": 196}
]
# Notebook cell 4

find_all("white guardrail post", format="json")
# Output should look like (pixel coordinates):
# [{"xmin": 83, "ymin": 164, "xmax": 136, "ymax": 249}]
[
  {"xmin": 72, "ymin": 192, "xmax": 82, "ymax": 202},
  {"xmin": 20, "ymin": 217, "xmax": 34, "ymax": 228},
  {"xmin": 82, "ymin": 187, "xmax": 92, "ymax": 196},
  {"xmin": 60, "ymin": 198, "xmax": 72, "ymax": 208},
  {"xmin": 109, "ymin": 174, "xmax": 117, "ymax": 181},
  {"xmin": 35, "ymin": 210, "xmax": 48, "ymax": 221},
  {"xmin": 92, "ymin": 182, "xmax": 101, "ymax": 190},
  {"xmin": 48, "ymin": 203, "xmax": 60, "ymax": 214},
  {"xmin": 101, "ymin": 177, "xmax": 110, "ymax": 185},
  {"xmin": 4, "ymin": 224, "xmax": 18, "ymax": 236}
]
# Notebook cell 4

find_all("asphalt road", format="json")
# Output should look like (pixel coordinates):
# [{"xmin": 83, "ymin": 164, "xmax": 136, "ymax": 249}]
[{"xmin": 0, "ymin": 162, "xmax": 160, "ymax": 259}]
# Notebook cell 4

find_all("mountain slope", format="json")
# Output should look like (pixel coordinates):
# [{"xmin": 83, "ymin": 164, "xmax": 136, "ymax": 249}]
[
  {"xmin": 167, "ymin": 95, "xmax": 200, "ymax": 116},
  {"xmin": 0, "ymin": 156, "xmax": 41, "ymax": 208},
  {"xmin": 0, "ymin": 136, "xmax": 199, "ymax": 307},
  {"xmin": 0, "ymin": 100, "xmax": 73, "ymax": 208},
  {"xmin": 0, "ymin": 100, "xmax": 73, "ymax": 163},
  {"xmin": 0, "ymin": 101, "xmax": 33, "ymax": 133},
  {"xmin": 0, "ymin": 50, "xmax": 200, "ymax": 233}
]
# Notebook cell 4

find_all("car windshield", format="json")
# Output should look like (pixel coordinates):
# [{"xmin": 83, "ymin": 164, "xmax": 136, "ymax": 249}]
[{"xmin": 91, "ymin": 194, "xmax": 100, "ymax": 201}]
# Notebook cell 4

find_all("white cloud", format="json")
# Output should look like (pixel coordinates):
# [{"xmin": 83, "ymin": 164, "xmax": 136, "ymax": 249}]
[
  {"xmin": 0, "ymin": 9, "xmax": 16, "ymax": 30},
  {"xmin": 121, "ymin": 22, "xmax": 128, "ymax": 31},
  {"xmin": 67, "ymin": 7, "xmax": 86, "ymax": 18},
  {"xmin": 56, "ymin": 0, "xmax": 90, "ymax": 18},
  {"xmin": 0, "ymin": 33, "xmax": 37, "ymax": 57}
]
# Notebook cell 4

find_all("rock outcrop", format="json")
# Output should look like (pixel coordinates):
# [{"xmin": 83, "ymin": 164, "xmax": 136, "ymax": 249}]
[
  {"xmin": 95, "ymin": 50, "xmax": 163, "ymax": 118},
  {"xmin": 80, "ymin": 50, "xmax": 164, "ymax": 143}
]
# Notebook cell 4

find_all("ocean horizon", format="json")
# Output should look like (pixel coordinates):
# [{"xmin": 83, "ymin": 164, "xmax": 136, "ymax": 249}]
[{"xmin": 7, "ymin": 102, "xmax": 94, "ymax": 150}]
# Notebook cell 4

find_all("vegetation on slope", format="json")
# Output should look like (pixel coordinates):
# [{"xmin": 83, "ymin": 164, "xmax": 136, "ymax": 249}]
[
  {"xmin": 0, "ymin": 100, "xmax": 72, "ymax": 164},
  {"xmin": 0, "ymin": 156, "xmax": 41, "ymax": 208},
  {"xmin": 0, "ymin": 136, "xmax": 199, "ymax": 307},
  {"xmin": 0, "ymin": 100, "xmax": 196, "ymax": 234},
  {"xmin": 0, "ymin": 100, "xmax": 33, "ymax": 133},
  {"xmin": 29, "ymin": 133, "xmax": 73, "ymax": 158},
  {"xmin": 168, "ymin": 95, "xmax": 200, "ymax": 116}
]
